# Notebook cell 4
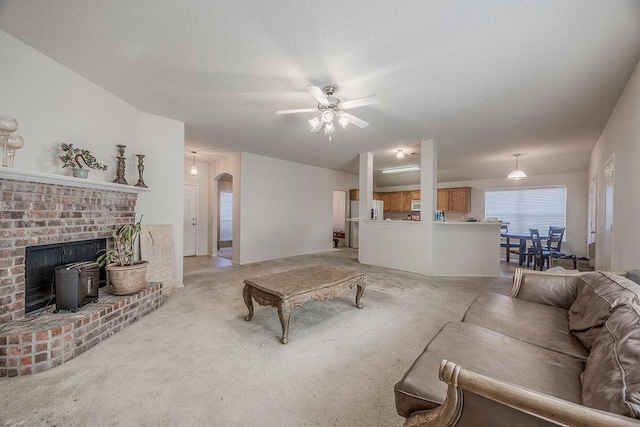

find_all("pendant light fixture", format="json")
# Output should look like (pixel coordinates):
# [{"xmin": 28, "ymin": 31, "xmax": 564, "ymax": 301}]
[
  {"xmin": 396, "ymin": 149, "xmax": 405, "ymax": 159},
  {"xmin": 507, "ymin": 154, "xmax": 527, "ymax": 180},
  {"xmin": 190, "ymin": 151, "xmax": 198, "ymax": 177}
]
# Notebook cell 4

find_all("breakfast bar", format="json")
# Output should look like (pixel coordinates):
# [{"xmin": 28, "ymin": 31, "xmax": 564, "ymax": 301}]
[{"xmin": 431, "ymin": 221, "xmax": 502, "ymax": 276}]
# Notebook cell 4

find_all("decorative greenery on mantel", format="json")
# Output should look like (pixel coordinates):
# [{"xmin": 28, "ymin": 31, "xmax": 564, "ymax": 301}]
[{"xmin": 59, "ymin": 142, "xmax": 107, "ymax": 170}]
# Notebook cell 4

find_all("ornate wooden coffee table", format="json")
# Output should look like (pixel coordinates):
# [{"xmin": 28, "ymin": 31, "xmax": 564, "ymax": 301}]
[{"xmin": 242, "ymin": 265, "xmax": 365, "ymax": 344}]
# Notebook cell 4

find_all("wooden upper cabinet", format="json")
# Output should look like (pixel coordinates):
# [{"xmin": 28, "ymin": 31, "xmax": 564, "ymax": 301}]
[
  {"xmin": 373, "ymin": 192, "xmax": 383, "ymax": 201},
  {"xmin": 349, "ymin": 189, "xmax": 359, "ymax": 201},
  {"xmin": 401, "ymin": 191, "xmax": 413, "ymax": 212},
  {"xmin": 449, "ymin": 187, "xmax": 471, "ymax": 212},
  {"xmin": 437, "ymin": 187, "xmax": 471, "ymax": 212},
  {"xmin": 390, "ymin": 192, "xmax": 403, "ymax": 212},
  {"xmin": 437, "ymin": 189, "xmax": 450, "ymax": 211},
  {"xmin": 411, "ymin": 190, "xmax": 421, "ymax": 201},
  {"xmin": 381, "ymin": 193, "xmax": 392, "ymax": 210}
]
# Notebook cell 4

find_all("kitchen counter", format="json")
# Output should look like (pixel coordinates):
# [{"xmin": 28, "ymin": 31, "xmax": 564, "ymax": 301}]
[
  {"xmin": 432, "ymin": 221, "xmax": 501, "ymax": 276},
  {"xmin": 433, "ymin": 221, "xmax": 502, "ymax": 225}
]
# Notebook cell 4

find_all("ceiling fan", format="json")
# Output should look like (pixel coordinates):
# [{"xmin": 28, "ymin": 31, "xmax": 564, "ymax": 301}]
[{"xmin": 276, "ymin": 85, "xmax": 379, "ymax": 139}]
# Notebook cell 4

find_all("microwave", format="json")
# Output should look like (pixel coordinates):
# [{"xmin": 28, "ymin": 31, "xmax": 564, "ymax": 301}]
[{"xmin": 411, "ymin": 200, "xmax": 421, "ymax": 211}]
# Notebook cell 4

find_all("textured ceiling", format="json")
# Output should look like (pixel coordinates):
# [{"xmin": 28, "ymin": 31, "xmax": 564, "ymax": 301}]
[{"xmin": 1, "ymin": 1, "xmax": 639, "ymax": 185}]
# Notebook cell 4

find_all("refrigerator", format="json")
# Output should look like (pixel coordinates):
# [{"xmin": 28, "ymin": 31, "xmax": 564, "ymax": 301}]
[{"xmin": 349, "ymin": 200, "xmax": 384, "ymax": 249}]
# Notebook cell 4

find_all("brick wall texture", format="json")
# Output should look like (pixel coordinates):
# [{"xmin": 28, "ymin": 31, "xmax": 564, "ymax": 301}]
[
  {"xmin": 0, "ymin": 178, "xmax": 137, "ymax": 323},
  {"xmin": 0, "ymin": 283, "xmax": 162, "ymax": 376}
]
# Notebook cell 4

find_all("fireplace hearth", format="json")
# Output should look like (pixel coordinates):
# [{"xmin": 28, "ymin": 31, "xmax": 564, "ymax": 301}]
[{"xmin": 0, "ymin": 169, "xmax": 159, "ymax": 377}]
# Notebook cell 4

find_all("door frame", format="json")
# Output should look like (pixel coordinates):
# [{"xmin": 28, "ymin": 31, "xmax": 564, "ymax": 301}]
[
  {"xmin": 183, "ymin": 183, "xmax": 198, "ymax": 257},
  {"xmin": 603, "ymin": 154, "xmax": 615, "ymax": 270}
]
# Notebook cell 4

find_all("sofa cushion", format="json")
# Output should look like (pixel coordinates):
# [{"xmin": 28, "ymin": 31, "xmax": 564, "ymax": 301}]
[
  {"xmin": 463, "ymin": 293, "xmax": 588, "ymax": 360},
  {"xmin": 394, "ymin": 321, "xmax": 584, "ymax": 418},
  {"xmin": 569, "ymin": 271, "xmax": 640, "ymax": 350},
  {"xmin": 628, "ymin": 270, "xmax": 640, "ymax": 286},
  {"xmin": 582, "ymin": 304, "xmax": 640, "ymax": 418}
]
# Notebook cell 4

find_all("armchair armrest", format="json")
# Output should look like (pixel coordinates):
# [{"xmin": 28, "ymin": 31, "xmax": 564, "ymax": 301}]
[
  {"xmin": 507, "ymin": 268, "xmax": 586, "ymax": 309},
  {"xmin": 405, "ymin": 360, "xmax": 640, "ymax": 427}
]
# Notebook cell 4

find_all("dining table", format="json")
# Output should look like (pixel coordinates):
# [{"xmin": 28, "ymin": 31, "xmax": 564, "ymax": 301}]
[{"xmin": 501, "ymin": 232, "xmax": 532, "ymax": 265}]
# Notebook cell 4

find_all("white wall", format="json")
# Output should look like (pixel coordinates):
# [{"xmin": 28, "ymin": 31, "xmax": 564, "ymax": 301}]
[
  {"xmin": 0, "ymin": 29, "xmax": 185, "ymax": 284},
  {"xmin": 438, "ymin": 172, "xmax": 589, "ymax": 256},
  {"xmin": 359, "ymin": 140, "xmax": 437, "ymax": 275},
  {"xmin": 238, "ymin": 152, "xmax": 358, "ymax": 264},
  {"xmin": 589, "ymin": 58, "xmax": 640, "ymax": 270},
  {"xmin": 184, "ymin": 160, "xmax": 210, "ymax": 256}
]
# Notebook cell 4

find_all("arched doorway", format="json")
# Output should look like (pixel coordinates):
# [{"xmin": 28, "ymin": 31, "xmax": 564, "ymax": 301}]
[{"xmin": 216, "ymin": 173, "xmax": 233, "ymax": 260}]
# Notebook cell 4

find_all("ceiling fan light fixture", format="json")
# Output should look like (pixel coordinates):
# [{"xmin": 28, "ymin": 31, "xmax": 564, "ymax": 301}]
[
  {"xmin": 321, "ymin": 110, "xmax": 334, "ymax": 123},
  {"xmin": 507, "ymin": 154, "xmax": 527, "ymax": 180},
  {"xmin": 309, "ymin": 116, "xmax": 322, "ymax": 131},
  {"xmin": 324, "ymin": 122, "xmax": 335, "ymax": 134},
  {"xmin": 396, "ymin": 149, "xmax": 405, "ymax": 159},
  {"xmin": 338, "ymin": 116, "xmax": 350, "ymax": 128}
]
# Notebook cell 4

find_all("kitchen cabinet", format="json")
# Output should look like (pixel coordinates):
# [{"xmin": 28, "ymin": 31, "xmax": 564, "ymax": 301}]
[
  {"xmin": 389, "ymin": 192, "xmax": 403, "ymax": 212},
  {"xmin": 381, "ymin": 193, "xmax": 392, "ymax": 210},
  {"xmin": 349, "ymin": 189, "xmax": 384, "ymax": 201},
  {"xmin": 401, "ymin": 191, "xmax": 413, "ymax": 212},
  {"xmin": 437, "ymin": 187, "xmax": 471, "ymax": 212}
]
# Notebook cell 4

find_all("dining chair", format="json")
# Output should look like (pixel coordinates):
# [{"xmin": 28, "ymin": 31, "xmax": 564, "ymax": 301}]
[
  {"xmin": 546, "ymin": 226, "xmax": 565, "ymax": 252},
  {"xmin": 527, "ymin": 228, "xmax": 553, "ymax": 270},
  {"xmin": 500, "ymin": 224, "xmax": 520, "ymax": 262}
]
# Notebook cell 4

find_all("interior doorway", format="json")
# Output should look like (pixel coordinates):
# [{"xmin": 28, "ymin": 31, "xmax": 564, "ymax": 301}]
[
  {"xmin": 332, "ymin": 190, "xmax": 347, "ymax": 248},
  {"xmin": 217, "ymin": 173, "xmax": 233, "ymax": 260},
  {"xmin": 603, "ymin": 155, "xmax": 615, "ymax": 270},
  {"xmin": 588, "ymin": 173, "xmax": 597, "ymax": 245},
  {"xmin": 183, "ymin": 184, "xmax": 197, "ymax": 257}
]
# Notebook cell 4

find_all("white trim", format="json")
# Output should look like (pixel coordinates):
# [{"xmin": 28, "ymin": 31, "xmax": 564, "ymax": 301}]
[{"xmin": 0, "ymin": 167, "xmax": 150, "ymax": 193}]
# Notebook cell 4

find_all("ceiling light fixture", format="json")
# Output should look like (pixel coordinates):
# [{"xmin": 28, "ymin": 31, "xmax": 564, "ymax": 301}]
[
  {"xmin": 338, "ymin": 115, "xmax": 350, "ymax": 129},
  {"xmin": 321, "ymin": 110, "xmax": 334, "ymax": 123},
  {"xmin": 309, "ymin": 117, "xmax": 322, "ymax": 131},
  {"xmin": 381, "ymin": 165, "xmax": 420, "ymax": 174},
  {"xmin": 190, "ymin": 151, "xmax": 198, "ymax": 177},
  {"xmin": 507, "ymin": 154, "xmax": 527, "ymax": 180},
  {"xmin": 396, "ymin": 149, "xmax": 405, "ymax": 159}
]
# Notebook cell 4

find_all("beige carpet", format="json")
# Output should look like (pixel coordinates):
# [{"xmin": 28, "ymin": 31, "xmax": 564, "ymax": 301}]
[{"xmin": 0, "ymin": 249, "xmax": 511, "ymax": 426}]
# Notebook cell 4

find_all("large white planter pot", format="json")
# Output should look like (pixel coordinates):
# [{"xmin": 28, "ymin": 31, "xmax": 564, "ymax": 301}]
[{"xmin": 106, "ymin": 261, "xmax": 148, "ymax": 295}]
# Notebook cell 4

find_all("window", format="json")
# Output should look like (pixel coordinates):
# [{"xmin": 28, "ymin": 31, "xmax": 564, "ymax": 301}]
[
  {"xmin": 485, "ymin": 186, "xmax": 566, "ymax": 236},
  {"xmin": 219, "ymin": 191, "xmax": 233, "ymax": 241}
]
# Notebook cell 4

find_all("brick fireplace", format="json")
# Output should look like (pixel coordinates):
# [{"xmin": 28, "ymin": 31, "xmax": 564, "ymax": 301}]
[
  {"xmin": 0, "ymin": 169, "xmax": 162, "ymax": 376},
  {"xmin": 0, "ymin": 174, "xmax": 140, "ymax": 323}
]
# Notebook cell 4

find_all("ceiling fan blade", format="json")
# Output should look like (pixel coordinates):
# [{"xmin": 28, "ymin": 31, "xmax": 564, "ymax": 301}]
[
  {"xmin": 340, "ymin": 95, "xmax": 379, "ymax": 110},
  {"xmin": 306, "ymin": 85, "xmax": 330, "ymax": 105},
  {"xmin": 342, "ymin": 112, "xmax": 369, "ymax": 128},
  {"xmin": 276, "ymin": 108, "xmax": 317, "ymax": 114}
]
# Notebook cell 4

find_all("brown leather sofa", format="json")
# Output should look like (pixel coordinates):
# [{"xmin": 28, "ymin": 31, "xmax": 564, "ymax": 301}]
[{"xmin": 394, "ymin": 268, "xmax": 640, "ymax": 426}]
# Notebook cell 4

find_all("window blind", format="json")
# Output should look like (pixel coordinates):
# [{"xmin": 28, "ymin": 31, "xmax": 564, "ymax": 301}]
[{"xmin": 485, "ymin": 186, "xmax": 567, "ymax": 236}]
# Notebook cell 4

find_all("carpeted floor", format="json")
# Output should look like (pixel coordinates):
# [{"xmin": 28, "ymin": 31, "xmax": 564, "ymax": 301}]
[{"xmin": 0, "ymin": 249, "xmax": 512, "ymax": 426}]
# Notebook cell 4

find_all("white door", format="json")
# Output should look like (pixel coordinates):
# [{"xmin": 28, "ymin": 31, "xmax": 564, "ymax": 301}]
[
  {"xmin": 603, "ymin": 155, "xmax": 615, "ymax": 270},
  {"xmin": 183, "ymin": 184, "xmax": 197, "ymax": 257},
  {"xmin": 588, "ymin": 174, "xmax": 597, "ymax": 244}
]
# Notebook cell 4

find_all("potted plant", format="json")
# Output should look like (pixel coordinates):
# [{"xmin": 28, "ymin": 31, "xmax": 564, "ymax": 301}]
[
  {"xmin": 59, "ymin": 142, "xmax": 107, "ymax": 178},
  {"xmin": 97, "ymin": 216, "xmax": 148, "ymax": 295}
]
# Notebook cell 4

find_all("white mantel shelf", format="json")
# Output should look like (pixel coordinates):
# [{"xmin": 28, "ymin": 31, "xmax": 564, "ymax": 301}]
[{"xmin": 0, "ymin": 167, "xmax": 151, "ymax": 193}]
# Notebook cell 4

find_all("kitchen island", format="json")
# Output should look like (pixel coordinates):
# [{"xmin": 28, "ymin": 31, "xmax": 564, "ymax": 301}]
[{"xmin": 431, "ymin": 221, "xmax": 501, "ymax": 276}]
